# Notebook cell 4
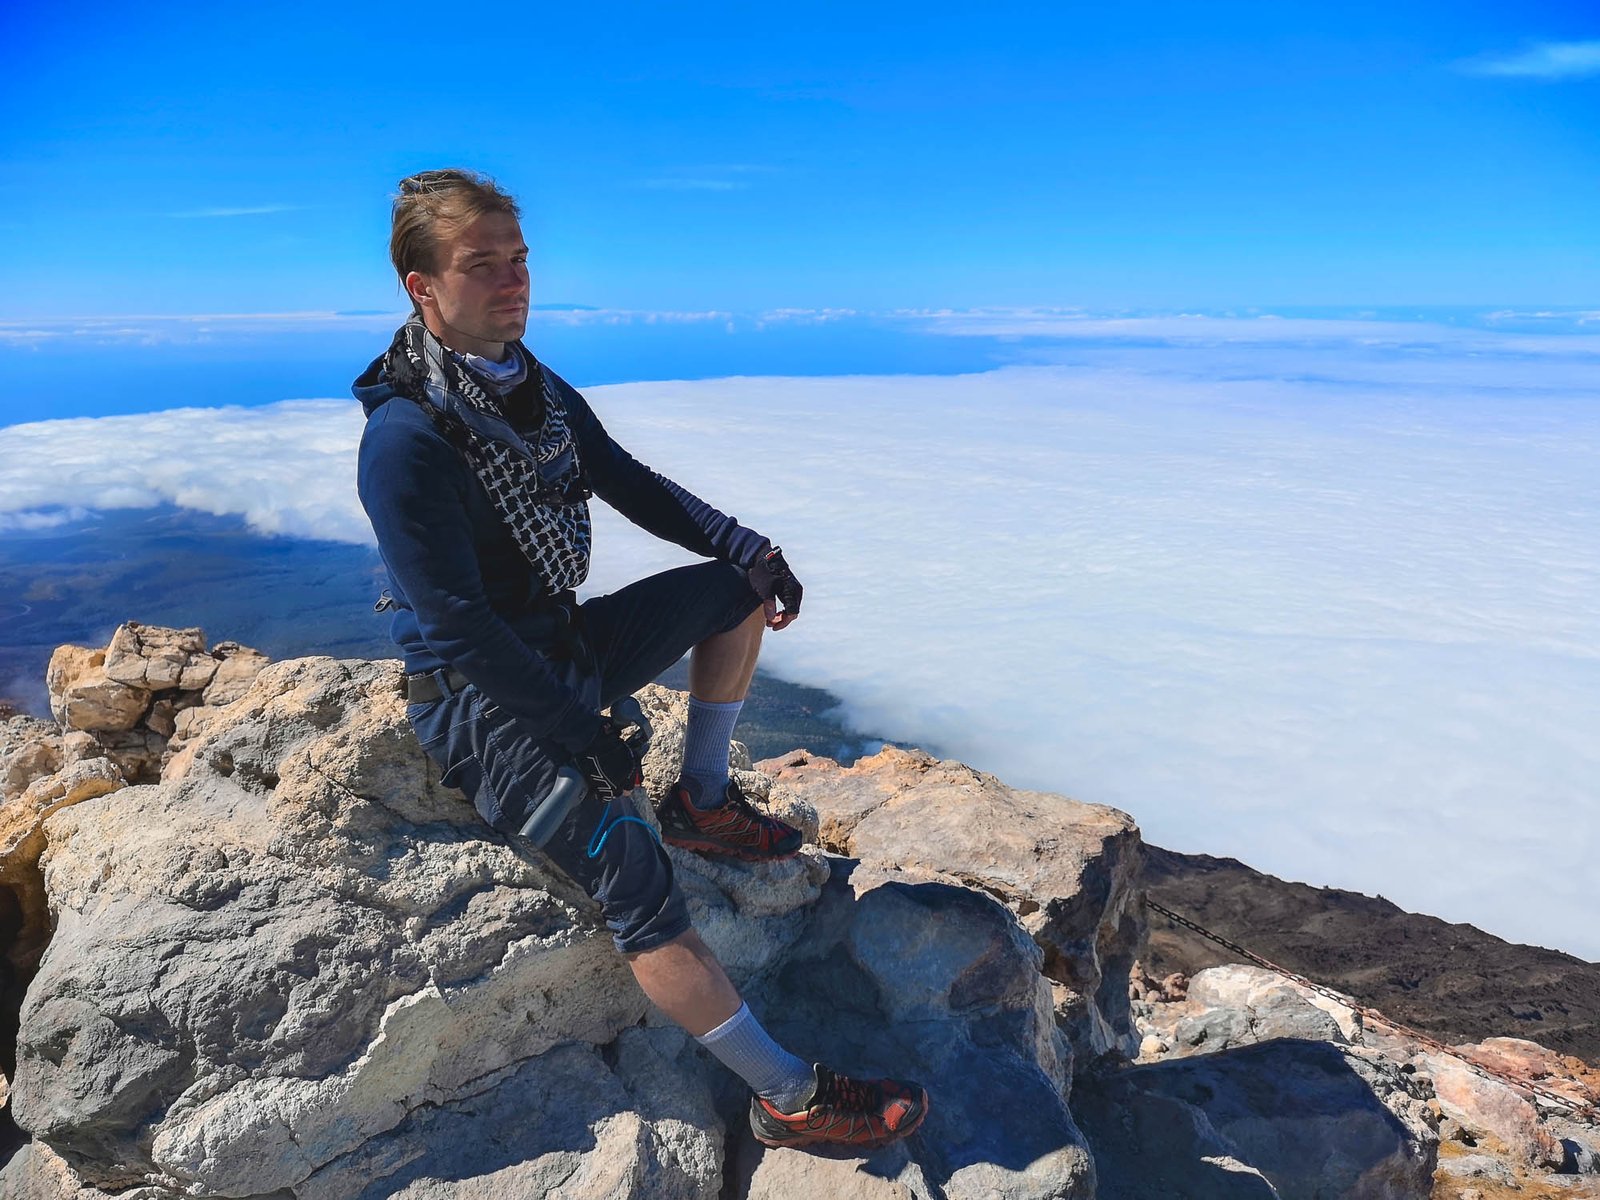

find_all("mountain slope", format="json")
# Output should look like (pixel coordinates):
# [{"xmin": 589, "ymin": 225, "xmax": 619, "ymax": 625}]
[{"xmin": 1142, "ymin": 845, "xmax": 1600, "ymax": 1065}]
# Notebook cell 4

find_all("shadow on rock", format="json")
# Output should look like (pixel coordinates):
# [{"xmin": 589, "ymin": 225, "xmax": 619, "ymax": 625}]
[
  {"xmin": 1074, "ymin": 1038, "xmax": 1438, "ymax": 1200},
  {"xmin": 726, "ymin": 860, "xmax": 1095, "ymax": 1200}
]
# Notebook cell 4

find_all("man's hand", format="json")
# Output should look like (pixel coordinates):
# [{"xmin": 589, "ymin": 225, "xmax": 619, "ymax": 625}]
[
  {"xmin": 749, "ymin": 546, "xmax": 803, "ymax": 630},
  {"xmin": 574, "ymin": 717, "xmax": 643, "ymax": 800}
]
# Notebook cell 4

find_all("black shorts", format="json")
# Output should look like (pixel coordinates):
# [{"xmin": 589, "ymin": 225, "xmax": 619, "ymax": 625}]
[{"xmin": 406, "ymin": 560, "xmax": 761, "ymax": 953}]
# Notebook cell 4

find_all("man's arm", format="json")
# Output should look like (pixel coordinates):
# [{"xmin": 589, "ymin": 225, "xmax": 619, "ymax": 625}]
[
  {"xmin": 551, "ymin": 373, "xmax": 773, "ymax": 570},
  {"xmin": 357, "ymin": 405, "xmax": 599, "ymax": 751}
]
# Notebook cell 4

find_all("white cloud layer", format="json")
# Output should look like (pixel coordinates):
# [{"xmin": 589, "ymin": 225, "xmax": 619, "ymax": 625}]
[
  {"xmin": 8, "ymin": 307, "xmax": 1600, "ymax": 350},
  {"xmin": 0, "ymin": 401, "xmax": 369, "ymax": 543},
  {"xmin": 0, "ymin": 308, "xmax": 759, "ymax": 347},
  {"xmin": 1462, "ymin": 40, "xmax": 1600, "ymax": 80},
  {"xmin": 2, "ymin": 319, "xmax": 1597, "ymax": 959}
]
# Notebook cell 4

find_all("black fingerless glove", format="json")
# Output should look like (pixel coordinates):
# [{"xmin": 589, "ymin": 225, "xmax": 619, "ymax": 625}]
[
  {"xmin": 749, "ymin": 545, "xmax": 803, "ymax": 617},
  {"xmin": 574, "ymin": 717, "xmax": 643, "ymax": 800}
]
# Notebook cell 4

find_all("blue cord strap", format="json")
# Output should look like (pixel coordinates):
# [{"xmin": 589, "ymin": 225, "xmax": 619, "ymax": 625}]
[{"xmin": 586, "ymin": 798, "xmax": 662, "ymax": 859}]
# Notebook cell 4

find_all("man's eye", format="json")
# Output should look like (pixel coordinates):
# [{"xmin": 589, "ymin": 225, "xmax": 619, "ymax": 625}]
[{"xmin": 512, "ymin": 256, "xmax": 528, "ymax": 266}]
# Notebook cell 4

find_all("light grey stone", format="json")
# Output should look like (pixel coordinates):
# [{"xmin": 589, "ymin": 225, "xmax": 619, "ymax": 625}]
[
  {"xmin": 1435, "ymin": 1152, "xmax": 1516, "ymax": 1183},
  {"xmin": 8, "ymin": 652, "xmax": 1205, "ymax": 1200},
  {"xmin": 735, "ymin": 864, "xmax": 1096, "ymax": 1200},
  {"xmin": 759, "ymin": 746, "xmax": 1143, "ymax": 1064},
  {"xmin": 1073, "ymin": 1041, "xmax": 1437, "ymax": 1200},
  {"xmin": 13, "ymin": 657, "xmax": 645, "ymax": 1195},
  {"xmin": 298, "ymin": 1040, "xmax": 721, "ymax": 1200}
]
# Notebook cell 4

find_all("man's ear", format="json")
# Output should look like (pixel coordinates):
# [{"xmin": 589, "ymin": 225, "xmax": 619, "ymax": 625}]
[{"xmin": 404, "ymin": 270, "xmax": 433, "ymax": 311}]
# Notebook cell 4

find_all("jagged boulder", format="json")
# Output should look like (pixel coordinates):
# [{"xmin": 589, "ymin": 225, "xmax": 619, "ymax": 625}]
[
  {"xmin": 3, "ymin": 627, "xmax": 275, "ymax": 1119},
  {"xmin": 1075, "ymin": 1041, "xmax": 1438, "ymax": 1199},
  {"xmin": 733, "ymin": 864, "xmax": 1096, "ymax": 1199},
  {"xmin": 1139, "ymin": 964, "xmax": 1359, "ymax": 1060},
  {"xmin": 101, "ymin": 625, "xmax": 219, "ymax": 693},
  {"xmin": 1, "ymin": 716, "xmax": 61, "ymax": 802},
  {"xmin": 760, "ymin": 747, "xmax": 1143, "ymax": 1065},
  {"xmin": 1416, "ymin": 1050, "xmax": 1566, "ymax": 1169},
  {"xmin": 3, "ymin": 656, "xmax": 1122, "ymax": 1199},
  {"xmin": 45, "ymin": 646, "xmax": 147, "ymax": 735},
  {"xmin": 42, "ymin": 623, "xmax": 271, "ymax": 786},
  {"xmin": 11, "ymin": 657, "xmax": 654, "ymax": 1196}
]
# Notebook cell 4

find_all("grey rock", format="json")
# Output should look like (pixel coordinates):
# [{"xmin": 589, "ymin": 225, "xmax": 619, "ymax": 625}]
[
  {"xmin": 13, "ymin": 657, "xmax": 645, "ymax": 1195},
  {"xmin": 1073, "ymin": 1041, "xmax": 1437, "ymax": 1200},
  {"xmin": 11, "ymin": 655, "xmax": 1116, "ymax": 1200},
  {"xmin": 1073, "ymin": 1071, "xmax": 1280, "ymax": 1199},
  {"xmin": 6, "ymin": 647, "xmax": 1295, "ymax": 1200},
  {"xmin": 760, "ymin": 746, "xmax": 1143, "ymax": 1064},
  {"xmin": 1435, "ymin": 1152, "xmax": 1516, "ymax": 1183},
  {"xmin": 732, "ymin": 864, "xmax": 1096, "ymax": 1200},
  {"xmin": 1550, "ymin": 1114, "xmax": 1600, "ymax": 1174},
  {"xmin": 1143, "ymin": 965, "xmax": 1359, "ymax": 1062},
  {"xmin": 298, "ymin": 1039, "xmax": 721, "ymax": 1200}
]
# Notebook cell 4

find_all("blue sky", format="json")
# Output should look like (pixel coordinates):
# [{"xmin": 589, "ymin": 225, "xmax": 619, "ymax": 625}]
[{"xmin": 3, "ymin": 0, "xmax": 1597, "ymax": 319}]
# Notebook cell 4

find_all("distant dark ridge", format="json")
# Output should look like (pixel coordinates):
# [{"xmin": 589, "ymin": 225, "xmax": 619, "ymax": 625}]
[{"xmin": 1142, "ymin": 845, "xmax": 1600, "ymax": 1066}]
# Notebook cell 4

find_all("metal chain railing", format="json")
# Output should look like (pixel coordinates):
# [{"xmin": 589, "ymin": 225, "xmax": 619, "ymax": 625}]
[{"xmin": 1145, "ymin": 897, "xmax": 1598, "ymax": 1124}]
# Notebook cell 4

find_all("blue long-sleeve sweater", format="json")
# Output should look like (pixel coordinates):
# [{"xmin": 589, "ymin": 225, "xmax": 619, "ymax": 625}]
[{"xmin": 353, "ymin": 351, "xmax": 770, "ymax": 752}]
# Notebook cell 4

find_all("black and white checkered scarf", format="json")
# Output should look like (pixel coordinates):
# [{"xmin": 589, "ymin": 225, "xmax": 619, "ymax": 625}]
[{"xmin": 383, "ymin": 317, "xmax": 592, "ymax": 594}]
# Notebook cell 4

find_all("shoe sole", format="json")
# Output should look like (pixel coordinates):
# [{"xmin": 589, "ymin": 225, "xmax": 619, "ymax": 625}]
[
  {"xmin": 661, "ymin": 830, "xmax": 801, "ymax": 862},
  {"xmin": 750, "ymin": 1090, "xmax": 929, "ymax": 1150}
]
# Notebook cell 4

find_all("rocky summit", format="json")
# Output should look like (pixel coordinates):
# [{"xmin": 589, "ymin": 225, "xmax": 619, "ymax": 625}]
[{"xmin": 0, "ymin": 623, "xmax": 1595, "ymax": 1199}]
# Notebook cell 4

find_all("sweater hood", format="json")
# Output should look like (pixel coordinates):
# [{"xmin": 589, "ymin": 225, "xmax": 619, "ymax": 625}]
[{"xmin": 352, "ymin": 352, "xmax": 393, "ymax": 418}]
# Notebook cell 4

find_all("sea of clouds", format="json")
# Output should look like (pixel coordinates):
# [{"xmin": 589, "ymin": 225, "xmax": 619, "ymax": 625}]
[{"xmin": 2, "ymin": 315, "xmax": 1596, "ymax": 959}]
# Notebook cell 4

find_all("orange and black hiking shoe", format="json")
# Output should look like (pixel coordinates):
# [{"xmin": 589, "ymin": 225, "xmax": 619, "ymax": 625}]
[
  {"xmin": 657, "ymin": 779, "xmax": 803, "ymax": 861},
  {"xmin": 750, "ymin": 1064, "xmax": 929, "ymax": 1150}
]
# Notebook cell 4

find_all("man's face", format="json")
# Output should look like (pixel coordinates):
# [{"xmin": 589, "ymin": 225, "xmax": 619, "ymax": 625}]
[{"xmin": 406, "ymin": 211, "xmax": 530, "ymax": 358}]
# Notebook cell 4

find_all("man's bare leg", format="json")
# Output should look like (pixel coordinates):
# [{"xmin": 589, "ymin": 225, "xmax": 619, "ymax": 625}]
[
  {"xmin": 688, "ymin": 605, "xmax": 765, "ymax": 703},
  {"xmin": 628, "ymin": 928, "xmax": 818, "ymax": 1114},
  {"xmin": 625, "ymin": 928, "xmax": 741, "ymax": 1035}
]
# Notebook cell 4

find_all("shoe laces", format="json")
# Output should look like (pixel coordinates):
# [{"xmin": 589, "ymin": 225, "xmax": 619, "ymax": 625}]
[
  {"xmin": 699, "ymin": 785, "xmax": 782, "ymax": 834},
  {"xmin": 726, "ymin": 789, "xmax": 783, "ymax": 829},
  {"xmin": 813, "ymin": 1066, "xmax": 883, "ymax": 1115}
]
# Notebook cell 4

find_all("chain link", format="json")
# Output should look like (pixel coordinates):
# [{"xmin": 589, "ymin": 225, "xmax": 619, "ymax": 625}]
[{"xmin": 1145, "ymin": 898, "xmax": 1597, "ymax": 1124}]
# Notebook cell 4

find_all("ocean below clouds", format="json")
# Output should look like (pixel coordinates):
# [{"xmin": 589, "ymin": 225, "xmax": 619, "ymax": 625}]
[{"xmin": 1, "ymin": 314, "xmax": 1596, "ymax": 960}]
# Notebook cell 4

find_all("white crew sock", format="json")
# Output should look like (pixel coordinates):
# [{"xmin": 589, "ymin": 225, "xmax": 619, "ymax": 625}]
[{"xmin": 694, "ymin": 1002, "xmax": 815, "ymax": 1112}]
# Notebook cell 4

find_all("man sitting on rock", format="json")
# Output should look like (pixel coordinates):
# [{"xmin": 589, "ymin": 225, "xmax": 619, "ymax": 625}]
[{"xmin": 354, "ymin": 168, "xmax": 927, "ymax": 1151}]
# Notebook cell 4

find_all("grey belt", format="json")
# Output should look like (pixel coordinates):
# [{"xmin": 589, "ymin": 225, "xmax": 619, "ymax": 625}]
[{"xmin": 405, "ymin": 667, "xmax": 470, "ymax": 704}]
